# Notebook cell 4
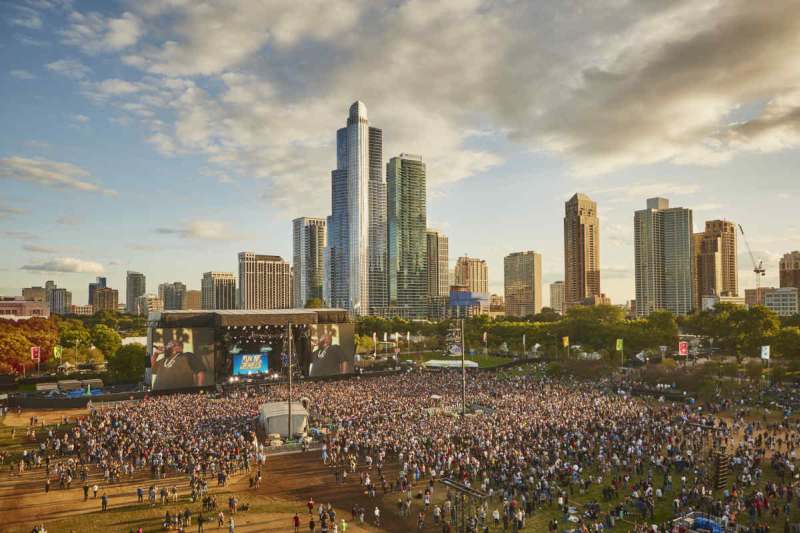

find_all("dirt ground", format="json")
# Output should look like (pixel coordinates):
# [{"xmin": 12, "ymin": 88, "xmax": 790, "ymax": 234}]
[{"xmin": 0, "ymin": 407, "xmax": 429, "ymax": 532}]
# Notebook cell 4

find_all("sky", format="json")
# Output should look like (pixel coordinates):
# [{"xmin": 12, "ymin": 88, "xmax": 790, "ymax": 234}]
[{"xmin": 1, "ymin": 0, "xmax": 799, "ymax": 307}]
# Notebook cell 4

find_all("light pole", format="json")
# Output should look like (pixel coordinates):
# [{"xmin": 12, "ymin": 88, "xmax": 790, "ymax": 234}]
[
  {"xmin": 287, "ymin": 321, "xmax": 293, "ymax": 442},
  {"xmin": 461, "ymin": 318, "xmax": 466, "ymax": 418}
]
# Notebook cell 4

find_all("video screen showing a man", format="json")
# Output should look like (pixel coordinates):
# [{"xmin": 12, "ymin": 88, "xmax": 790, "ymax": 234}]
[
  {"xmin": 150, "ymin": 328, "xmax": 214, "ymax": 390},
  {"xmin": 306, "ymin": 324, "xmax": 354, "ymax": 377}
]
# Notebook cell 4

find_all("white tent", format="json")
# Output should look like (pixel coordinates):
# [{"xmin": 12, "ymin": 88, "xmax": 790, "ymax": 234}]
[
  {"xmin": 257, "ymin": 401, "xmax": 309, "ymax": 438},
  {"xmin": 423, "ymin": 359, "xmax": 479, "ymax": 369}
]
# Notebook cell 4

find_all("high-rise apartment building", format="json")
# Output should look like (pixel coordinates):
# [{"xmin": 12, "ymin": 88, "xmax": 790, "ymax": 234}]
[
  {"xmin": 238, "ymin": 252, "xmax": 292, "ymax": 310},
  {"xmin": 549, "ymin": 281, "xmax": 565, "ymax": 314},
  {"xmin": 765, "ymin": 287, "xmax": 799, "ymax": 316},
  {"xmin": 184, "ymin": 290, "xmax": 201, "ymax": 310},
  {"xmin": 158, "ymin": 282, "xmax": 187, "ymax": 311},
  {"xmin": 426, "ymin": 230, "xmax": 449, "ymax": 300},
  {"xmin": 634, "ymin": 197, "xmax": 694, "ymax": 316},
  {"xmin": 386, "ymin": 154, "xmax": 427, "ymax": 318},
  {"xmin": 745, "ymin": 287, "xmax": 777, "ymax": 307},
  {"xmin": 93, "ymin": 287, "xmax": 118, "ymax": 312},
  {"xmin": 136, "ymin": 294, "xmax": 164, "ymax": 316},
  {"xmin": 126, "ymin": 271, "xmax": 146, "ymax": 314},
  {"xmin": 201, "ymin": 272, "xmax": 237, "ymax": 310},
  {"xmin": 293, "ymin": 217, "xmax": 327, "ymax": 308},
  {"xmin": 694, "ymin": 220, "xmax": 737, "ymax": 310},
  {"xmin": 504, "ymin": 251, "xmax": 542, "ymax": 318},
  {"xmin": 454, "ymin": 256, "xmax": 489, "ymax": 294},
  {"xmin": 780, "ymin": 251, "xmax": 800, "ymax": 289},
  {"xmin": 47, "ymin": 284, "xmax": 72, "ymax": 315},
  {"xmin": 327, "ymin": 101, "xmax": 386, "ymax": 315},
  {"xmin": 88, "ymin": 277, "xmax": 107, "ymax": 306},
  {"xmin": 563, "ymin": 193, "xmax": 600, "ymax": 308}
]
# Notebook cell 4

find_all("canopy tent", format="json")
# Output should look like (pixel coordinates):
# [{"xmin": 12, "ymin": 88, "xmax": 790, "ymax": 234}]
[
  {"xmin": 257, "ymin": 401, "xmax": 309, "ymax": 439},
  {"xmin": 423, "ymin": 359, "xmax": 479, "ymax": 369}
]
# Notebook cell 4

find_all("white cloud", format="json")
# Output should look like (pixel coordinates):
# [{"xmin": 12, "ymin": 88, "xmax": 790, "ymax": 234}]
[
  {"xmin": 0, "ymin": 156, "xmax": 116, "ymax": 196},
  {"xmin": 10, "ymin": 69, "xmax": 36, "ymax": 80},
  {"xmin": 70, "ymin": 113, "xmax": 90, "ymax": 124},
  {"xmin": 95, "ymin": 78, "xmax": 143, "ymax": 95},
  {"xmin": 61, "ymin": 11, "xmax": 143, "ymax": 53},
  {"xmin": 22, "ymin": 244, "xmax": 59, "ymax": 254},
  {"xmin": 155, "ymin": 219, "xmax": 240, "ymax": 241},
  {"xmin": 0, "ymin": 205, "xmax": 27, "ymax": 219},
  {"xmin": 9, "ymin": 6, "xmax": 43, "ymax": 29},
  {"xmin": 590, "ymin": 182, "xmax": 702, "ymax": 201},
  {"xmin": 46, "ymin": 58, "xmax": 91, "ymax": 79},
  {"xmin": 21, "ymin": 257, "xmax": 104, "ymax": 274}
]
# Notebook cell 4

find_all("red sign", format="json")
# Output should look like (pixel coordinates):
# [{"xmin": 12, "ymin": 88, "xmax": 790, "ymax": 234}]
[
  {"xmin": 30, "ymin": 346, "xmax": 41, "ymax": 361},
  {"xmin": 678, "ymin": 341, "xmax": 689, "ymax": 357}
]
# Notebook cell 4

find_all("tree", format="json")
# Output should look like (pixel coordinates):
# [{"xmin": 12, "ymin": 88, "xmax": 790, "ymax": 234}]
[
  {"xmin": 0, "ymin": 324, "xmax": 31, "ymax": 373},
  {"xmin": 107, "ymin": 343, "xmax": 145, "ymax": 384},
  {"xmin": 774, "ymin": 327, "xmax": 800, "ymax": 359},
  {"xmin": 304, "ymin": 298, "xmax": 325, "ymax": 309},
  {"xmin": 91, "ymin": 324, "xmax": 122, "ymax": 358}
]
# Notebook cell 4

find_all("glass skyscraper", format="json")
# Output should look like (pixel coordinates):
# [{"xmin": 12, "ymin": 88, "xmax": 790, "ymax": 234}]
[{"xmin": 386, "ymin": 154, "xmax": 427, "ymax": 318}]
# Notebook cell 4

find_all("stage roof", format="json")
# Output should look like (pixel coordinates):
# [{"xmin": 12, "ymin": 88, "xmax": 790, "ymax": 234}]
[{"xmin": 149, "ymin": 308, "xmax": 350, "ymax": 327}]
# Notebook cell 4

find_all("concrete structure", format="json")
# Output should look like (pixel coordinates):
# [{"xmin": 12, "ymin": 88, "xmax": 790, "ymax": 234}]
[
  {"xmin": 504, "ymin": 251, "xmax": 542, "ymax": 318},
  {"xmin": 88, "ymin": 277, "xmax": 107, "ymax": 306},
  {"xmin": 126, "ymin": 271, "xmax": 146, "ymax": 314},
  {"xmin": 46, "ymin": 284, "xmax": 72, "ymax": 315},
  {"xmin": 634, "ymin": 198, "xmax": 694, "ymax": 316},
  {"xmin": 93, "ymin": 287, "xmax": 118, "ymax": 312},
  {"xmin": 745, "ymin": 287, "xmax": 777, "ymax": 307},
  {"xmin": 238, "ymin": 252, "xmax": 292, "ymax": 310},
  {"xmin": 184, "ymin": 290, "xmax": 201, "ymax": 310},
  {"xmin": 201, "ymin": 272, "xmax": 237, "ymax": 310},
  {"xmin": 0, "ymin": 299, "xmax": 49, "ymax": 319},
  {"xmin": 780, "ymin": 251, "xmax": 800, "ymax": 289},
  {"xmin": 454, "ymin": 256, "xmax": 488, "ymax": 294},
  {"xmin": 765, "ymin": 287, "xmax": 799, "ymax": 316},
  {"xmin": 426, "ymin": 230, "xmax": 449, "ymax": 300},
  {"xmin": 293, "ymin": 217, "xmax": 327, "ymax": 308},
  {"xmin": 69, "ymin": 304, "xmax": 94, "ymax": 315},
  {"xmin": 21, "ymin": 286, "xmax": 47, "ymax": 303},
  {"xmin": 136, "ymin": 294, "xmax": 164, "ymax": 315},
  {"xmin": 158, "ymin": 282, "xmax": 187, "ymax": 311},
  {"xmin": 549, "ymin": 281, "xmax": 565, "ymax": 314},
  {"xmin": 386, "ymin": 154, "xmax": 427, "ymax": 319},
  {"xmin": 257, "ymin": 402, "xmax": 308, "ymax": 439},
  {"xmin": 327, "ymin": 101, "xmax": 386, "ymax": 316},
  {"xmin": 564, "ymin": 193, "xmax": 600, "ymax": 309},
  {"xmin": 694, "ymin": 220, "xmax": 738, "ymax": 310}
]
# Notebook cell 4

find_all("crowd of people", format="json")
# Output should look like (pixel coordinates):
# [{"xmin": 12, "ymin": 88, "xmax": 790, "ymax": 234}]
[{"xmin": 8, "ymin": 369, "xmax": 800, "ymax": 531}]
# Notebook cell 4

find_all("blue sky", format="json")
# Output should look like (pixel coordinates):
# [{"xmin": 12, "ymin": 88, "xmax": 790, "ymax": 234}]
[{"xmin": 1, "ymin": 0, "xmax": 799, "ymax": 306}]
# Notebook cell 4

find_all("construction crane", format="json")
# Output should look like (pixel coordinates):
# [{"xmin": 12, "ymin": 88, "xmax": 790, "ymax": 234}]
[{"xmin": 738, "ymin": 224, "xmax": 765, "ymax": 289}]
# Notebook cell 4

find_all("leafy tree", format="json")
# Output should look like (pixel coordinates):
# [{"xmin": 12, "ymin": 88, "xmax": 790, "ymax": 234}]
[
  {"xmin": 0, "ymin": 324, "xmax": 31, "ymax": 373},
  {"xmin": 744, "ymin": 360, "xmax": 764, "ymax": 383},
  {"xmin": 304, "ymin": 298, "xmax": 325, "ymax": 309},
  {"xmin": 59, "ymin": 319, "xmax": 91, "ymax": 350},
  {"xmin": 774, "ymin": 327, "xmax": 800, "ymax": 359},
  {"xmin": 91, "ymin": 324, "xmax": 122, "ymax": 357},
  {"xmin": 107, "ymin": 343, "xmax": 145, "ymax": 383}
]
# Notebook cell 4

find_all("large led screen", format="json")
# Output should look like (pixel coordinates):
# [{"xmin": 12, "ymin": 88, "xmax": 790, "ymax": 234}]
[
  {"xmin": 149, "ymin": 327, "xmax": 215, "ymax": 390},
  {"xmin": 232, "ymin": 353, "xmax": 269, "ymax": 375},
  {"xmin": 302, "ymin": 323, "xmax": 355, "ymax": 377}
]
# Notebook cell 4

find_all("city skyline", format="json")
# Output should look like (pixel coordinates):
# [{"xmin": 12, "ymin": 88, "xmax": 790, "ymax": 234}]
[{"xmin": 1, "ymin": 1, "xmax": 799, "ymax": 307}]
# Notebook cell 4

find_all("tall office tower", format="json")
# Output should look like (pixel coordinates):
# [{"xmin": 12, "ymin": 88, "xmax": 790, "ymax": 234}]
[
  {"xmin": 293, "ymin": 217, "xmax": 327, "ymax": 308},
  {"xmin": 93, "ymin": 287, "xmax": 118, "ymax": 312},
  {"xmin": 780, "ymin": 251, "xmax": 800, "ymax": 289},
  {"xmin": 549, "ymin": 281, "xmax": 565, "ymax": 314},
  {"xmin": 184, "ymin": 290, "xmax": 201, "ymax": 310},
  {"xmin": 47, "ymin": 285, "xmax": 72, "ymax": 315},
  {"xmin": 634, "ymin": 197, "xmax": 694, "ymax": 316},
  {"xmin": 125, "ymin": 271, "xmax": 146, "ymax": 314},
  {"xmin": 238, "ymin": 252, "xmax": 292, "ymax": 309},
  {"xmin": 22, "ymin": 286, "xmax": 47, "ymax": 302},
  {"xmin": 327, "ymin": 101, "xmax": 386, "ymax": 315},
  {"xmin": 201, "ymin": 272, "xmax": 237, "ymax": 310},
  {"xmin": 386, "ymin": 154, "xmax": 427, "ymax": 318},
  {"xmin": 454, "ymin": 256, "xmax": 489, "ymax": 294},
  {"xmin": 88, "ymin": 276, "xmax": 107, "ymax": 306},
  {"xmin": 504, "ymin": 251, "xmax": 542, "ymax": 318},
  {"xmin": 694, "ymin": 220, "xmax": 738, "ymax": 309},
  {"xmin": 426, "ymin": 230, "xmax": 449, "ymax": 298},
  {"xmin": 158, "ymin": 282, "xmax": 187, "ymax": 311},
  {"xmin": 563, "ymin": 193, "xmax": 600, "ymax": 308}
]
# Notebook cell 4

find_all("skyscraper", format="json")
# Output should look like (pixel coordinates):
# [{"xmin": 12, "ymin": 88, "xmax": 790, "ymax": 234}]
[
  {"xmin": 426, "ymin": 230, "xmax": 449, "ymax": 299},
  {"xmin": 694, "ymin": 220, "xmax": 738, "ymax": 310},
  {"xmin": 47, "ymin": 283, "xmax": 71, "ymax": 315},
  {"xmin": 293, "ymin": 217, "xmax": 327, "ymax": 308},
  {"xmin": 158, "ymin": 282, "xmax": 187, "ymax": 311},
  {"xmin": 201, "ymin": 272, "xmax": 237, "ymax": 310},
  {"xmin": 126, "ymin": 271, "xmax": 146, "ymax": 314},
  {"xmin": 136, "ymin": 294, "xmax": 164, "ymax": 315},
  {"xmin": 549, "ymin": 281, "xmax": 565, "ymax": 314},
  {"xmin": 184, "ymin": 290, "xmax": 201, "ymax": 310},
  {"xmin": 563, "ymin": 193, "xmax": 600, "ymax": 308},
  {"xmin": 454, "ymin": 256, "xmax": 489, "ymax": 294},
  {"xmin": 504, "ymin": 251, "xmax": 542, "ymax": 318},
  {"xmin": 238, "ymin": 252, "xmax": 292, "ymax": 310},
  {"xmin": 634, "ymin": 197, "xmax": 694, "ymax": 316},
  {"xmin": 386, "ymin": 154, "xmax": 427, "ymax": 318},
  {"xmin": 93, "ymin": 287, "xmax": 118, "ymax": 312},
  {"xmin": 327, "ymin": 101, "xmax": 386, "ymax": 315},
  {"xmin": 88, "ymin": 276, "xmax": 107, "ymax": 306},
  {"xmin": 780, "ymin": 251, "xmax": 800, "ymax": 289}
]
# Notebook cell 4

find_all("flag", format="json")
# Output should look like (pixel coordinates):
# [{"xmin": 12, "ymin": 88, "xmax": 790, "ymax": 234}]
[
  {"xmin": 372, "ymin": 332, "xmax": 377, "ymax": 344},
  {"xmin": 53, "ymin": 345, "xmax": 63, "ymax": 360},
  {"xmin": 616, "ymin": 338, "xmax": 624, "ymax": 351},
  {"xmin": 407, "ymin": 331, "xmax": 411, "ymax": 343},
  {"xmin": 562, "ymin": 336, "xmax": 569, "ymax": 347},
  {"xmin": 482, "ymin": 331, "xmax": 487, "ymax": 344},
  {"xmin": 383, "ymin": 332, "xmax": 387, "ymax": 342}
]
